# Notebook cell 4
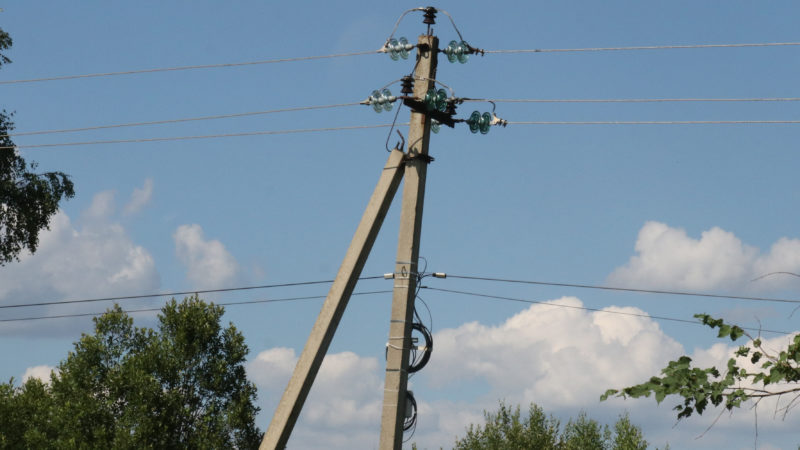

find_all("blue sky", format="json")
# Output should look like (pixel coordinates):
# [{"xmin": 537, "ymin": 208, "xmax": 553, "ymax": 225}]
[{"xmin": 2, "ymin": 1, "xmax": 800, "ymax": 448}]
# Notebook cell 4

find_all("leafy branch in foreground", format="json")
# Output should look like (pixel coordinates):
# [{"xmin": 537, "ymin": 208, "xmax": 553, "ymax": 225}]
[
  {"xmin": 0, "ymin": 26, "xmax": 75, "ymax": 265},
  {"xmin": 601, "ymin": 314, "xmax": 800, "ymax": 420}
]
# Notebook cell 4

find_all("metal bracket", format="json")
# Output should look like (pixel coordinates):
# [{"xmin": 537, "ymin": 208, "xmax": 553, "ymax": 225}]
[{"xmin": 401, "ymin": 97, "xmax": 456, "ymax": 127}]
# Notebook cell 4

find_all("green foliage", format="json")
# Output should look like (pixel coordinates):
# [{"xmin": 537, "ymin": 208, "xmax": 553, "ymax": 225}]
[
  {"xmin": 0, "ymin": 297, "xmax": 262, "ymax": 449},
  {"xmin": 612, "ymin": 413, "xmax": 648, "ymax": 450},
  {"xmin": 453, "ymin": 401, "xmax": 651, "ymax": 449},
  {"xmin": 0, "ymin": 27, "xmax": 10, "ymax": 67},
  {"xmin": 0, "ymin": 26, "xmax": 75, "ymax": 265},
  {"xmin": 561, "ymin": 411, "xmax": 611, "ymax": 449},
  {"xmin": 602, "ymin": 314, "xmax": 800, "ymax": 421},
  {"xmin": 0, "ymin": 377, "xmax": 59, "ymax": 448}
]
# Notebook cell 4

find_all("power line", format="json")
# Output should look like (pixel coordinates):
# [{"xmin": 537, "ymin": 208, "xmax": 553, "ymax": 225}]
[
  {"xmin": 507, "ymin": 120, "xmax": 800, "ymax": 125},
  {"xmin": 7, "ymin": 116, "xmax": 800, "ymax": 150},
  {"xmin": 0, "ymin": 290, "xmax": 392, "ymax": 323},
  {"xmin": 445, "ymin": 275, "xmax": 800, "ymax": 305},
  {"xmin": 0, "ymin": 50, "xmax": 380, "ymax": 85},
  {"xmin": 1, "ymin": 123, "xmax": 409, "ymax": 150},
  {"xmin": 484, "ymin": 41, "xmax": 800, "ymax": 54},
  {"xmin": 424, "ymin": 286, "xmax": 792, "ymax": 335},
  {"xmin": 0, "ymin": 276, "xmax": 384, "ymax": 310},
  {"xmin": 464, "ymin": 97, "xmax": 800, "ymax": 104},
  {"xmin": 8, "ymin": 97, "xmax": 796, "ymax": 140},
  {"xmin": 2, "ymin": 103, "xmax": 361, "ymax": 138}
]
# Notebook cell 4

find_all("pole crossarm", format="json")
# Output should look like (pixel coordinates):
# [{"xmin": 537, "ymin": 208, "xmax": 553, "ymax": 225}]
[{"xmin": 260, "ymin": 149, "xmax": 406, "ymax": 449}]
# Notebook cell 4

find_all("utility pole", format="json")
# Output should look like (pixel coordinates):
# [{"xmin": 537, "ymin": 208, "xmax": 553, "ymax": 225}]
[
  {"xmin": 379, "ymin": 33, "xmax": 439, "ymax": 450},
  {"xmin": 260, "ymin": 149, "xmax": 406, "ymax": 449}
]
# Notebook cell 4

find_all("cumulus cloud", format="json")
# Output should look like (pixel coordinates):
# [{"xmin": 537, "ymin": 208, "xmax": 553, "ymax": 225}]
[
  {"xmin": 425, "ymin": 297, "xmax": 684, "ymax": 409},
  {"xmin": 0, "ymin": 192, "xmax": 160, "ymax": 334},
  {"xmin": 248, "ymin": 348, "xmax": 383, "ymax": 449},
  {"xmin": 247, "ymin": 298, "xmax": 690, "ymax": 449},
  {"xmin": 123, "ymin": 178, "xmax": 154, "ymax": 216},
  {"xmin": 246, "ymin": 296, "xmax": 800, "ymax": 449},
  {"xmin": 174, "ymin": 224, "xmax": 240, "ymax": 289},
  {"xmin": 609, "ymin": 221, "xmax": 800, "ymax": 291},
  {"xmin": 83, "ymin": 190, "xmax": 116, "ymax": 220},
  {"xmin": 21, "ymin": 365, "xmax": 56, "ymax": 383}
]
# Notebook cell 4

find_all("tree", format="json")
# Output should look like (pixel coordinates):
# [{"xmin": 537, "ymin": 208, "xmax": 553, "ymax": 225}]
[
  {"xmin": 453, "ymin": 401, "xmax": 654, "ymax": 450},
  {"xmin": 0, "ymin": 296, "xmax": 262, "ymax": 449},
  {"xmin": 0, "ymin": 27, "xmax": 75, "ymax": 265},
  {"xmin": 602, "ymin": 314, "xmax": 800, "ymax": 423}
]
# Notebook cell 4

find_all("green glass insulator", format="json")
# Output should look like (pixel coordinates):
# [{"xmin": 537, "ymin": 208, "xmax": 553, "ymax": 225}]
[
  {"xmin": 372, "ymin": 90, "xmax": 383, "ymax": 113},
  {"xmin": 446, "ymin": 40, "xmax": 458, "ymax": 63},
  {"xmin": 382, "ymin": 88, "xmax": 393, "ymax": 112},
  {"xmin": 431, "ymin": 119, "xmax": 441, "ymax": 134},
  {"xmin": 468, "ymin": 111, "xmax": 481, "ymax": 133},
  {"xmin": 457, "ymin": 41, "xmax": 470, "ymax": 64},
  {"xmin": 435, "ymin": 89, "xmax": 448, "ymax": 112},
  {"xmin": 388, "ymin": 38, "xmax": 400, "ymax": 61},
  {"xmin": 399, "ymin": 37, "xmax": 410, "ymax": 59},
  {"xmin": 479, "ymin": 112, "xmax": 492, "ymax": 134},
  {"xmin": 424, "ymin": 88, "xmax": 436, "ymax": 111}
]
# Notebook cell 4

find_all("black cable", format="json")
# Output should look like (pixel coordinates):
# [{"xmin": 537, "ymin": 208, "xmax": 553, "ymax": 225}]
[
  {"xmin": 0, "ymin": 276, "xmax": 384, "ymax": 310},
  {"xmin": 407, "ymin": 322, "xmax": 432, "ymax": 373},
  {"xmin": 446, "ymin": 275, "xmax": 800, "ymax": 305},
  {"xmin": 0, "ymin": 290, "xmax": 392, "ymax": 323},
  {"xmin": 424, "ymin": 287, "xmax": 793, "ymax": 336},
  {"xmin": 403, "ymin": 390, "xmax": 418, "ymax": 432}
]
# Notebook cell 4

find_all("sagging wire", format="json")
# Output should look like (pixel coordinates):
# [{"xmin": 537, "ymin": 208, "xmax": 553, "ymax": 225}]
[
  {"xmin": 383, "ymin": 7, "xmax": 428, "ymax": 48},
  {"xmin": 403, "ymin": 390, "xmax": 418, "ymax": 441},
  {"xmin": 435, "ymin": 8, "xmax": 465, "ymax": 42},
  {"xmin": 408, "ymin": 257, "xmax": 434, "ymax": 376},
  {"xmin": 436, "ymin": 8, "xmax": 485, "ymax": 58},
  {"xmin": 385, "ymin": 105, "xmax": 405, "ymax": 152}
]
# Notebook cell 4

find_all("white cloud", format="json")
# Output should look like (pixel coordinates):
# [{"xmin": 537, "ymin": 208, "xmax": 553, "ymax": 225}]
[
  {"xmin": 609, "ymin": 221, "xmax": 800, "ymax": 291},
  {"xmin": 83, "ymin": 190, "xmax": 116, "ymax": 220},
  {"xmin": 123, "ymin": 178, "xmax": 154, "ymax": 216},
  {"xmin": 0, "ymin": 196, "xmax": 160, "ymax": 335},
  {"xmin": 174, "ymin": 224, "xmax": 240, "ymax": 289},
  {"xmin": 425, "ymin": 297, "xmax": 684, "ymax": 409},
  {"xmin": 246, "ymin": 297, "xmax": 800, "ymax": 449},
  {"xmin": 21, "ymin": 365, "xmax": 56, "ymax": 383},
  {"xmin": 248, "ymin": 348, "xmax": 383, "ymax": 449},
  {"xmin": 0, "ymin": 190, "xmax": 160, "ymax": 335}
]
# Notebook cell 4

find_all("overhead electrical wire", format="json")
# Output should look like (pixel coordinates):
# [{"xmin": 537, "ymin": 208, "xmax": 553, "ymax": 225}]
[
  {"xmin": 7, "ymin": 116, "xmax": 800, "ymax": 150},
  {"xmin": 0, "ymin": 290, "xmax": 392, "ymax": 323},
  {"xmin": 444, "ymin": 275, "xmax": 800, "ymax": 305},
  {"xmin": 507, "ymin": 120, "xmax": 800, "ymax": 125},
  {"xmin": 2, "ymin": 40, "xmax": 796, "ymax": 86},
  {"xmin": 424, "ymin": 287, "xmax": 792, "ymax": 336},
  {"xmin": 0, "ymin": 276, "xmax": 384, "ymax": 310},
  {"xmin": 484, "ymin": 41, "xmax": 800, "ymax": 54},
  {"xmin": 1, "ymin": 103, "xmax": 362, "ymax": 138},
  {"xmin": 0, "ymin": 50, "xmax": 381, "ymax": 85},
  {"xmin": 463, "ymin": 97, "xmax": 800, "ymax": 104},
  {"xmin": 1, "ymin": 123, "xmax": 410, "ymax": 150},
  {"xmin": 5, "ymin": 97, "xmax": 800, "ymax": 140}
]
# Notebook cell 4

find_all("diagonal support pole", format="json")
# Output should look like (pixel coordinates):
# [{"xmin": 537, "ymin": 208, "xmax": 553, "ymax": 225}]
[{"xmin": 260, "ymin": 149, "xmax": 406, "ymax": 450}]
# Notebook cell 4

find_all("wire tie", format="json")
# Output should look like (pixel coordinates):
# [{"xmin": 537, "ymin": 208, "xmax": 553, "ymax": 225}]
[{"xmin": 390, "ymin": 319, "xmax": 407, "ymax": 323}]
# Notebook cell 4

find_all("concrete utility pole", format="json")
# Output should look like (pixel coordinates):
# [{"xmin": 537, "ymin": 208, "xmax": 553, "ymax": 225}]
[
  {"xmin": 379, "ymin": 33, "xmax": 439, "ymax": 450},
  {"xmin": 260, "ymin": 149, "xmax": 406, "ymax": 449}
]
